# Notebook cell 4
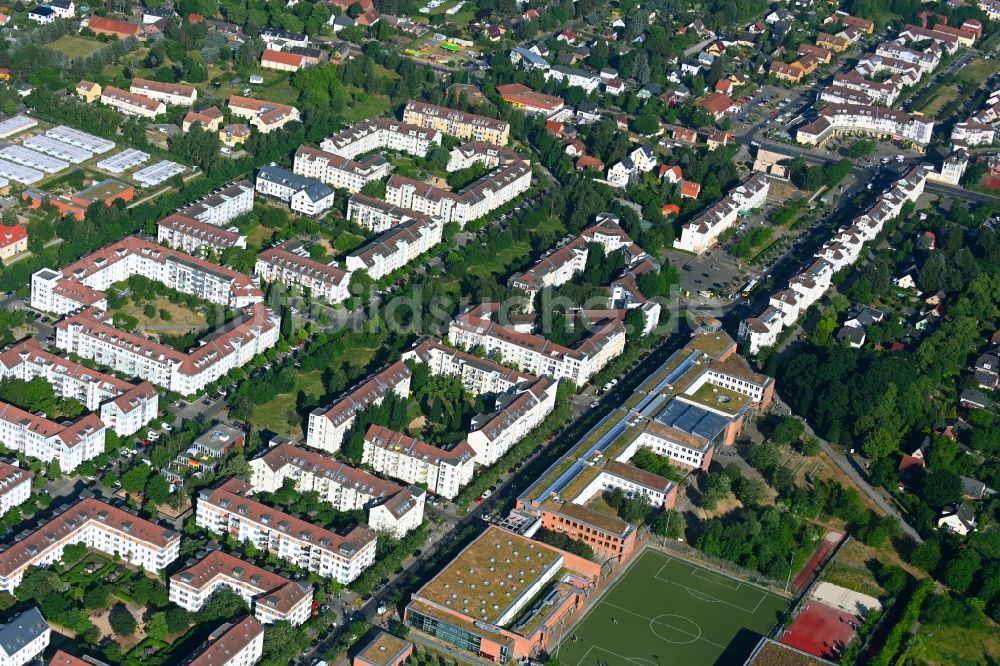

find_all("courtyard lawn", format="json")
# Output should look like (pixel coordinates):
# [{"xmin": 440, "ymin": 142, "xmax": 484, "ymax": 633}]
[
  {"xmin": 956, "ymin": 57, "xmax": 1000, "ymax": 86},
  {"xmin": 555, "ymin": 549, "xmax": 789, "ymax": 666},
  {"xmin": 50, "ymin": 35, "xmax": 105, "ymax": 59},
  {"xmin": 343, "ymin": 87, "xmax": 393, "ymax": 122},
  {"xmin": 468, "ymin": 240, "xmax": 531, "ymax": 279},
  {"xmin": 117, "ymin": 298, "xmax": 209, "ymax": 341},
  {"xmin": 917, "ymin": 87, "xmax": 960, "ymax": 119}
]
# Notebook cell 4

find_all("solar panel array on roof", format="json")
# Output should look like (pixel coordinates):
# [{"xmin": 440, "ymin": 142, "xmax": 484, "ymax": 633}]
[
  {"xmin": 662, "ymin": 350, "xmax": 701, "ymax": 388},
  {"xmin": 133, "ymin": 160, "xmax": 185, "ymax": 186},
  {"xmin": 544, "ymin": 460, "xmax": 585, "ymax": 499},
  {"xmin": 0, "ymin": 176, "xmax": 7, "ymax": 189},
  {"xmin": 24, "ymin": 135, "xmax": 93, "ymax": 163},
  {"xmin": 655, "ymin": 399, "xmax": 729, "ymax": 442},
  {"xmin": 97, "ymin": 148, "xmax": 151, "ymax": 174},
  {"xmin": 639, "ymin": 393, "xmax": 667, "ymax": 417},
  {"xmin": 0, "ymin": 159, "xmax": 43, "ymax": 184},
  {"xmin": 46, "ymin": 126, "xmax": 115, "ymax": 154},
  {"xmin": 0, "ymin": 145, "xmax": 68, "ymax": 173},
  {"xmin": 0, "ymin": 115, "xmax": 38, "ymax": 139}
]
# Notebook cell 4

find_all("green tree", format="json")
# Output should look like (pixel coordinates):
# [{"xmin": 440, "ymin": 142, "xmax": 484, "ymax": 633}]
[
  {"xmin": 121, "ymin": 464, "xmax": 152, "ymax": 494},
  {"xmin": 109, "ymin": 603, "xmax": 138, "ymax": 637},
  {"xmin": 146, "ymin": 612, "xmax": 169, "ymax": 640},
  {"xmin": 145, "ymin": 475, "xmax": 171, "ymax": 506}
]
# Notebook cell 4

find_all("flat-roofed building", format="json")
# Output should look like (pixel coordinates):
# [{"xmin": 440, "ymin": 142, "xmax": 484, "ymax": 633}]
[
  {"xmin": 196, "ymin": 479, "xmax": 377, "ymax": 583},
  {"xmin": 405, "ymin": 527, "xmax": 601, "ymax": 663},
  {"xmin": 0, "ymin": 499, "xmax": 180, "ymax": 591},
  {"xmin": 353, "ymin": 631, "xmax": 413, "ymax": 666},
  {"xmin": 169, "ymin": 550, "xmax": 312, "ymax": 625}
]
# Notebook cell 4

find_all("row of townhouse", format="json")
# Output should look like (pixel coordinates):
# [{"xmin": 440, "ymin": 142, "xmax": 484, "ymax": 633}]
[
  {"xmin": 362, "ymin": 425, "xmax": 476, "ymax": 500},
  {"xmin": 255, "ymin": 240, "xmax": 350, "ymax": 303},
  {"xmin": 0, "ymin": 338, "xmax": 158, "ymax": 437},
  {"xmin": 255, "ymin": 165, "xmax": 337, "ymax": 217},
  {"xmin": 157, "ymin": 213, "xmax": 248, "ymax": 254},
  {"xmin": 196, "ymin": 478, "xmax": 378, "ymax": 584},
  {"xmin": 292, "ymin": 146, "xmax": 390, "ymax": 193},
  {"xmin": 185, "ymin": 616, "xmax": 264, "ymax": 666},
  {"xmin": 402, "ymin": 99, "xmax": 510, "ymax": 146},
  {"xmin": 0, "ymin": 498, "xmax": 180, "ymax": 592},
  {"xmin": 384, "ymin": 161, "xmax": 532, "ymax": 228},
  {"xmin": 320, "ymin": 117, "xmax": 442, "ymax": 160},
  {"xmin": 169, "ymin": 549, "xmax": 313, "ymax": 625},
  {"xmin": 250, "ymin": 438, "xmax": 425, "ymax": 537},
  {"xmin": 0, "ymin": 461, "xmax": 32, "ymax": 516},
  {"xmin": 54, "ymin": 303, "xmax": 280, "ymax": 395},
  {"xmin": 346, "ymin": 193, "xmax": 434, "ymax": 233},
  {"xmin": 308, "ymin": 361, "xmax": 413, "ymax": 453},
  {"xmin": 345, "ymin": 213, "xmax": 443, "ymax": 280},
  {"xmin": 519, "ymin": 330, "xmax": 774, "ymax": 562},
  {"xmin": 30, "ymin": 235, "xmax": 263, "ymax": 315},
  {"xmin": 447, "ymin": 303, "xmax": 626, "ymax": 387},
  {"xmin": 740, "ymin": 166, "xmax": 928, "ymax": 353},
  {"xmin": 100, "ymin": 86, "xmax": 165, "ymax": 118},
  {"xmin": 673, "ymin": 173, "xmax": 770, "ymax": 253},
  {"xmin": 509, "ymin": 213, "xmax": 646, "ymax": 300},
  {"xmin": 227, "ymin": 95, "xmax": 301, "ymax": 134},
  {"xmin": 796, "ymin": 103, "xmax": 935, "ymax": 149},
  {"xmin": 178, "ymin": 179, "xmax": 255, "ymax": 226},
  {"xmin": 129, "ymin": 77, "xmax": 198, "ymax": 107}
]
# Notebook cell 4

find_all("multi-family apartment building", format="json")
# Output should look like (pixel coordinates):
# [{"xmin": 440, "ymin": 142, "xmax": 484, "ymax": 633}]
[
  {"xmin": 0, "ymin": 406, "xmax": 104, "ymax": 472},
  {"xmin": 0, "ymin": 338, "xmax": 158, "ymax": 437},
  {"xmin": 402, "ymin": 99, "xmax": 510, "ymax": 145},
  {"xmin": 255, "ymin": 165, "xmax": 336, "ymax": 217},
  {"xmin": 0, "ymin": 607, "xmax": 49, "ymax": 666},
  {"xmin": 448, "ymin": 304, "xmax": 625, "ymax": 386},
  {"xmin": 345, "ymin": 214, "xmax": 443, "ymax": 280},
  {"xmin": 0, "ymin": 499, "xmax": 180, "ymax": 591},
  {"xmin": 0, "ymin": 461, "xmax": 31, "ymax": 515},
  {"xmin": 403, "ymin": 337, "xmax": 537, "ymax": 394},
  {"xmin": 31, "ymin": 236, "xmax": 263, "ymax": 315},
  {"xmin": 741, "ymin": 167, "xmax": 928, "ymax": 353},
  {"xmin": 797, "ymin": 103, "xmax": 934, "ymax": 149},
  {"xmin": 363, "ymin": 425, "xmax": 476, "ymax": 500},
  {"xmin": 292, "ymin": 146, "xmax": 390, "ymax": 193},
  {"xmin": 320, "ymin": 117, "xmax": 442, "ymax": 159},
  {"xmin": 384, "ymin": 161, "xmax": 531, "ymax": 228},
  {"xmin": 157, "ymin": 213, "xmax": 248, "ymax": 254},
  {"xmin": 821, "ymin": 71, "xmax": 901, "ymax": 106},
  {"xmin": 100, "ymin": 86, "xmax": 165, "ymax": 118},
  {"xmin": 952, "ymin": 120, "xmax": 996, "ymax": 147},
  {"xmin": 466, "ymin": 377, "xmax": 557, "ymax": 466},
  {"xmin": 227, "ymin": 95, "xmax": 300, "ymax": 134},
  {"xmin": 606, "ymin": 145, "xmax": 656, "ymax": 188},
  {"xmin": 129, "ymin": 78, "xmax": 197, "ymax": 106},
  {"xmin": 185, "ymin": 616, "xmax": 264, "ymax": 666},
  {"xmin": 169, "ymin": 550, "xmax": 313, "ymax": 625},
  {"xmin": 346, "ymin": 194, "xmax": 437, "ymax": 233},
  {"xmin": 178, "ymin": 180, "xmax": 254, "ymax": 226},
  {"xmin": 255, "ymin": 241, "xmax": 350, "ymax": 303},
  {"xmin": 308, "ymin": 361, "xmax": 412, "ymax": 452},
  {"xmin": 54, "ymin": 304, "xmax": 279, "ymax": 395},
  {"xmin": 183, "ymin": 106, "xmax": 224, "ymax": 133},
  {"xmin": 250, "ymin": 439, "xmax": 425, "ymax": 537},
  {"xmin": 196, "ymin": 478, "xmax": 377, "ymax": 583},
  {"xmin": 445, "ymin": 141, "xmax": 524, "ymax": 173},
  {"xmin": 673, "ymin": 173, "xmax": 770, "ymax": 253}
]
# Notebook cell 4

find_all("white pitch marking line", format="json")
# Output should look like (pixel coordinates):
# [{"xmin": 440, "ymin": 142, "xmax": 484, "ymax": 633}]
[{"xmin": 600, "ymin": 601, "xmax": 731, "ymax": 652}]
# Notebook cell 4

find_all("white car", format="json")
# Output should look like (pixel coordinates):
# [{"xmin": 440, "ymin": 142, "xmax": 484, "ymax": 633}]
[
  {"xmin": 161, "ymin": 423, "xmax": 172, "ymax": 432},
  {"xmin": 147, "ymin": 431, "xmax": 160, "ymax": 441}
]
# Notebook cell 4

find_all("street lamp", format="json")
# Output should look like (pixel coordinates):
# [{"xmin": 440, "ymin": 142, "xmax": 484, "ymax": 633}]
[{"xmin": 784, "ymin": 549, "xmax": 794, "ymax": 594}]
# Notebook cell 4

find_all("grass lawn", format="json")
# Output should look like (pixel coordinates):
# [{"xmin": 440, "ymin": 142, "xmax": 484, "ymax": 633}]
[
  {"xmin": 343, "ymin": 87, "xmax": 392, "ymax": 122},
  {"xmin": 250, "ymin": 348, "xmax": 377, "ymax": 435},
  {"xmin": 913, "ymin": 622, "xmax": 1000, "ymax": 664},
  {"xmin": 468, "ymin": 240, "xmax": 531, "ymax": 279},
  {"xmin": 917, "ymin": 87, "xmax": 960, "ymax": 119},
  {"xmin": 50, "ymin": 35, "xmax": 104, "ymax": 59},
  {"xmin": 246, "ymin": 224, "xmax": 276, "ymax": 250},
  {"xmin": 532, "ymin": 215, "xmax": 566, "ymax": 237},
  {"xmin": 556, "ymin": 549, "xmax": 788, "ymax": 666},
  {"xmin": 118, "ymin": 298, "xmax": 208, "ymax": 340},
  {"xmin": 956, "ymin": 57, "xmax": 1000, "ymax": 86}
]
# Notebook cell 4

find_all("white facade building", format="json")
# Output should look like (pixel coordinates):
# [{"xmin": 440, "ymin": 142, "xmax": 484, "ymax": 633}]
[
  {"xmin": 129, "ymin": 78, "xmax": 198, "ymax": 107},
  {"xmin": 320, "ymin": 118, "xmax": 441, "ymax": 159},
  {"xmin": 157, "ymin": 214, "xmax": 247, "ymax": 254},
  {"xmin": 292, "ymin": 146, "xmax": 390, "ymax": 193},
  {"xmin": 179, "ymin": 180, "xmax": 255, "ymax": 226},
  {"xmin": 255, "ymin": 242, "xmax": 350, "ymax": 304},
  {"xmin": 255, "ymin": 166, "xmax": 336, "ymax": 217},
  {"xmin": 100, "ymin": 86, "xmax": 165, "ymax": 118},
  {"xmin": 363, "ymin": 425, "xmax": 476, "ymax": 500},
  {"xmin": 345, "ymin": 214, "xmax": 443, "ymax": 280},
  {"xmin": 196, "ymin": 479, "xmax": 377, "ymax": 584},
  {"xmin": 0, "ymin": 608, "xmax": 50, "ymax": 666},
  {"xmin": 0, "ymin": 461, "xmax": 32, "ymax": 516},
  {"xmin": 187, "ymin": 616, "xmax": 264, "ymax": 666},
  {"xmin": 674, "ymin": 173, "xmax": 770, "ymax": 253}
]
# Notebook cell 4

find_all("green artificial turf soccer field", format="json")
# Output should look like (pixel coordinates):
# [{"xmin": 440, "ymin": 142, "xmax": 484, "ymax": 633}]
[{"xmin": 554, "ymin": 549, "xmax": 789, "ymax": 666}]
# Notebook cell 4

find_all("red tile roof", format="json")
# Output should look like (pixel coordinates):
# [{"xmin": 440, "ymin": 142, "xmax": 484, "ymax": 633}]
[{"xmin": 0, "ymin": 224, "xmax": 27, "ymax": 249}]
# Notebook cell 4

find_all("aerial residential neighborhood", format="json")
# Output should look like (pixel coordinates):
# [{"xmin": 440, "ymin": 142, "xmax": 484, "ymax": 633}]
[{"xmin": 0, "ymin": 0, "xmax": 996, "ymax": 665}]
